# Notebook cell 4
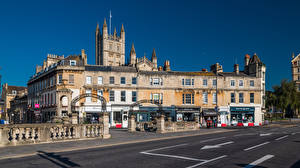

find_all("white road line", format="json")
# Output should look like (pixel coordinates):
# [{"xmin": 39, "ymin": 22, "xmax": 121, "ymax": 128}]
[
  {"xmin": 201, "ymin": 141, "xmax": 234, "ymax": 150},
  {"xmin": 275, "ymin": 135, "xmax": 289, "ymax": 141},
  {"xmin": 199, "ymin": 137, "xmax": 226, "ymax": 143},
  {"xmin": 244, "ymin": 142, "xmax": 270, "ymax": 151},
  {"xmin": 244, "ymin": 154, "xmax": 274, "ymax": 168},
  {"xmin": 234, "ymin": 133, "xmax": 257, "ymax": 137},
  {"xmin": 186, "ymin": 155, "xmax": 227, "ymax": 168},
  {"xmin": 291, "ymin": 133, "xmax": 296, "ymax": 135},
  {"xmin": 142, "ymin": 143, "xmax": 188, "ymax": 153},
  {"xmin": 140, "ymin": 152, "xmax": 206, "ymax": 161}
]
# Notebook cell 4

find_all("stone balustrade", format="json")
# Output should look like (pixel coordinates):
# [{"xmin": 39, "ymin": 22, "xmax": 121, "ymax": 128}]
[
  {"xmin": 128, "ymin": 114, "xmax": 200, "ymax": 133},
  {"xmin": 0, "ymin": 123, "xmax": 109, "ymax": 147}
]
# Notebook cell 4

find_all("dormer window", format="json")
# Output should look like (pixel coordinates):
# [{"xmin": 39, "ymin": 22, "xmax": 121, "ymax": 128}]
[
  {"xmin": 70, "ymin": 60, "xmax": 76, "ymax": 66},
  {"xmin": 12, "ymin": 90, "xmax": 17, "ymax": 95}
]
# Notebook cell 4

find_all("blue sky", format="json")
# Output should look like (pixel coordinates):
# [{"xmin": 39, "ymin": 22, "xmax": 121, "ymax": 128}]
[{"xmin": 0, "ymin": 0, "xmax": 299, "ymax": 90}]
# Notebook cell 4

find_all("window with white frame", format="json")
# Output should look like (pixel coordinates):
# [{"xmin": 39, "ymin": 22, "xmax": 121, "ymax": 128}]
[
  {"xmin": 121, "ymin": 91, "xmax": 126, "ymax": 102},
  {"xmin": 109, "ymin": 76, "xmax": 114, "ymax": 84},
  {"xmin": 182, "ymin": 94, "xmax": 194, "ymax": 104},
  {"xmin": 150, "ymin": 93, "xmax": 163, "ymax": 104},
  {"xmin": 97, "ymin": 90, "xmax": 103, "ymax": 103},
  {"xmin": 239, "ymin": 93, "xmax": 244, "ymax": 103},
  {"xmin": 213, "ymin": 79, "xmax": 217, "ymax": 86},
  {"xmin": 230, "ymin": 80, "xmax": 235, "ymax": 87},
  {"xmin": 182, "ymin": 79, "xmax": 185, "ymax": 85},
  {"xmin": 132, "ymin": 77, "xmax": 137, "ymax": 85},
  {"xmin": 203, "ymin": 92, "xmax": 208, "ymax": 104},
  {"xmin": 85, "ymin": 90, "xmax": 91, "ymax": 102},
  {"xmin": 70, "ymin": 60, "xmax": 76, "ymax": 66},
  {"xmin": 120, "ymin": 77, "xmax": 126, "ymax": 84},
  {"xmin": 86, "ymin": 76, "xmax": 92, "ymax": 85},
  {"xmin": 132, "ymin": 91, "xmax": 137, "ymax": 102},
  {"xmin": 69, "ymin": 74, "xmax": 74, "ymax": 84},
  {"xmin": 239, "ymin": 80, "xmax": 244, "ymax": 87},
  {"xmin": 203, "ymin": 79, "xmax": 208, "ymax": 86},
  {"xmin": 250, "ymin": 80, "xmax": 254, "ymax": 87},
  {"xmin": 213, "ymin": 92, "xmax": 217, "ymax": 104},
  {"xmin": 185, "ymin": 79, "xmax": 191, "ymax": 85},
  {"xmin": 109, "ymin": 90, "xmax": 114, "ymax": 102},
  {"xmin": 58, "ymin": 74, "xmax": 62, "ymax": 84},
  {"xmin": 231, "ymin": 93, "xmax": 235, "ymax": 103},
  {"xmin": 98, "ymin": 76, "xmax": 103, "ymax": 85},
  {"xmin": 151, "ymin": 78, "xmax": 162, "ymax": 86}
]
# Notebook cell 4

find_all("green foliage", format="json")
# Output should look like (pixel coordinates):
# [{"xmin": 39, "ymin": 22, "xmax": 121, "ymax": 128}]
[{"xmin": 266, "ymin": 79, "xmax": 300, "ymax": 118}]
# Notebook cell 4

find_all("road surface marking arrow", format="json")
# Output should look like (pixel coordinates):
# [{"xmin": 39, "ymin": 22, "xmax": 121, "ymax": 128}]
[{"xmin": 201, "ymin": 141, "xmax": 234, "ymax": 150}]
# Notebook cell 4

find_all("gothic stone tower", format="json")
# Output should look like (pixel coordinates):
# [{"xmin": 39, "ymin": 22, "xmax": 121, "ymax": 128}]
[{"xmin": 95, "ymin": 19, "xmax": 125, "ymax": 66}]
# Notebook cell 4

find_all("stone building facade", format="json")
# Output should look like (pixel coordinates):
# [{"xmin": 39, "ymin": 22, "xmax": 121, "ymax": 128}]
[
  {"xmin": 291, "ymin": 53, "xmax": 300, "ymax": 91},
  {"xmin": 1, "ymin": 84, "xmax": 27, "ymax": 121},
  {"xmin": 27, "ymin": 20, "xmax": 266, "ymax": 127}
]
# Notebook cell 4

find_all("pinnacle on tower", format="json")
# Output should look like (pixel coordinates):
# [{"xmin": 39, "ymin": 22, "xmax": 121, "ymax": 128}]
[
  {"xmin": 152, "ymin": 48, "xmax": 157, "ymax": 59},
  {"xmin": 121, "ymin": 24, "xmax": 124, "ymax": 32},
  {"xmin": 113, "ymin": 27, "xmax": 117, "ymax": 37},
  {"xmin": 292, "ymin": 52, "xmax": 295, "ymax": 58},
  {"xmin": 130, "ymin": 43, "xmax": 136, "ymax": 54},
  {"xmin": 103, "ymin": 18, "xmax": 107, "ymax": 28},
  {"xmin": 96, "ymin": 23, "xmax": 99, "ymax": 30}
]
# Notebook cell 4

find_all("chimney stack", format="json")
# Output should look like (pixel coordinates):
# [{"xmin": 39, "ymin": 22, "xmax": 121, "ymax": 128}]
[
  {"xmin": 234, "ymin": 64, "xmax": 239, "ymax": 74},
  {"xmin": 164, "ymin": 60, "xmax": 171, "ymax": 71}
]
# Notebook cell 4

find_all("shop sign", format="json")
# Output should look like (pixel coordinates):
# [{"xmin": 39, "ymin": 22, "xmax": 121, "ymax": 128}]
[
  {"xmin": 177, "ymin": 114, "xmax": 183, "ymax": 121},
  {"xmin": 230, "ymin": 107, "xmax": 255, "ymax": 112},
  {"xmin": 35, "ymin": 104, "xmax": 40, "ymax": 108},
  {"xmin": 176, "ymin": 107, "xmax": 200, "ymax": 113}
]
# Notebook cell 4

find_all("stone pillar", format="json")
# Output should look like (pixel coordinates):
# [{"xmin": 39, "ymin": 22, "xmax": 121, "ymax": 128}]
[
  {"xmin": 157, "ymin": 114, "xmax": 165, "ymax": 133},
  {"xmin": 71, "ymin": 113, "xmax": 78, "ymax": 124},
  {"xmin": 102, "ymin": 112, "xmax": 111, "ymax": 139},
  {"xmin": 0, "ymin": 127, "xmax": 10, "ymax": 146},
  {"xmin": 128, "ymin": 115, "xmax": 136, "ymax": 132}
]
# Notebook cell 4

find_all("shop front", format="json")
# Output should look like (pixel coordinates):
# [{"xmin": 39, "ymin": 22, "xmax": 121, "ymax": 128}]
[
  {"xmin": 175, "ymin": 106, "xmax": 201, "ymax": 122},
  {"xmin": 202, "ymin": 108, "xmax": 218, "ymax": 127},
  {"xmin": 230, "ymin": 107, "xmax": 255, "ymax": 126},
  {"xmin": 136, "ymin": 106, "xmax": 175, "ymax": 122}
]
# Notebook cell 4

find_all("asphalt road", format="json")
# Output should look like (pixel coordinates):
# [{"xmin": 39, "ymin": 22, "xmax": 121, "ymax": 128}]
[{"xmin": 0, "ymin": 124, "xmax": 299, "ymax": 168}]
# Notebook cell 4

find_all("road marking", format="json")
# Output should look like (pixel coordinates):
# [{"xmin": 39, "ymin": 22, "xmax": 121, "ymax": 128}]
[
  {"xmin": 234, "ymin": 133, "xmax": 256, "ymax": 137},
  {"xmin": 199, "ymin": 137, "xmax": 226, "ymax": 143},
  {"xmin": 244, "ymin": 154, "xmax": 274, "ymax": 168},
  {"xmin": 186, "ymin": 155, "xmax": 227, "ymax": 168},
  {"xmin": 291, "ymin": 133, "xmax": 296, "ymax": 135},
  {"xmin": 0, "ymin": 129, "xmax": 236, "ymax": 160},
  {"xmin": 142, "ymin": 143, "xmax": 188, "ymax": 153},
  {"xmin": 260, "ymin": 133, "xmax": 272, "ymax": 136},
  {"xmin": 140, "ymin": 152, "xmax": 206, "ymax": 161},
  {"xmin": 201, "ymin": 141, "xmax": 234, "ymax": 150},
  {"xmin": 275, "ymin": 135, "xmax": 288, "ymax": 141},
  {"xmin": 244, "ymin": 142, "xmax": 270, "ymax": 151}
]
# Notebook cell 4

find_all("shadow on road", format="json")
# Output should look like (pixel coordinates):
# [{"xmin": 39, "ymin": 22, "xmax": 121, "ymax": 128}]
[
  {"xmin": 291, "ymin": 160, "xmax": 300, "ymax": 168},
  {"xmin": 37, "ymin": 150, "xmax": 80, "ymax": 168},
  {"xmin": 236, "ymin": 164, "xmax": 267, "ymax": 168}
]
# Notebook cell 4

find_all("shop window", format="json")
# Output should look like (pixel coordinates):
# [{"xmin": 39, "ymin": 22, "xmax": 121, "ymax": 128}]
[
  {"xmin": 203, "ymin": 92, "xmax": 208, "ymax": 104},
  {"xmin": 109, "ymin": 76, "xmax": 115, "ymax": 84},
  {"xmin": 132, "ymin": 91, "xmax": 137, "ymax": 102},
  {"xmin": 250, "ymin": 93, "xmax": 254, "ymax": 103},
  {"xmin": 203, "ymin": 79, "xmax": 208, "ymax": 86},
  {"xmin": 121, "ymin": 91, "xmax": 126, "ymax": 102},
  {"xmin": 121, "ymin": 77, "xmax": 126, "ymax": 84},
  {"xmin": 109, "ymin": 90, "xmax": 115, "ymax": 102},
  {"xmin": 98, "ymin": 76, "xmax": 103, "ymax": 85},
  {"xmin": 132, "ymin": 77, "xmax": 137, "ymax": 85},
  {"xmin": 69, "ymin": 74, "xmax": 74, "ymax": 84},
  {"xmin": 86, "ymin": 76, "xmax": 92, "ymax": 85},
  {"xmin": 113, "ymin": 111, "xmax": 122, "ymax": 123},
  {"xmin": 231, "ymin": 93, "xmax": 235, "ymax": 103},
  {"xmin": 250, "ymin": 80, "xmax": 254, "ymax": 87},
  {"xmin": 239, "ymin": 93, "xmax": 244, "ymax": 103}
]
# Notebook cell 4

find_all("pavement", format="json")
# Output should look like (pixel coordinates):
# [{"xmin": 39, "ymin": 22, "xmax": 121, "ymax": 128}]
[{"xmin": 0, "ymin": 122, "xmax": 299, "ymax": 168}]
